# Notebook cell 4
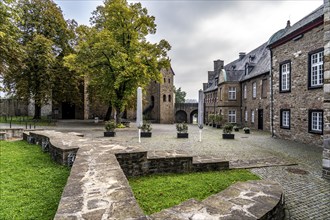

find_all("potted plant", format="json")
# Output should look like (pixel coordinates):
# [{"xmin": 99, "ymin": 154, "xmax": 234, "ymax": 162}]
[
  {"xmin": 243, "ymin": 127, "xmax": 250, "ymax": 134},
  {"xmin": 215, "ymin": 114, "xmax": 223, "ymax": 129},
  {"xmin": 222, "ymin": 123, "xmax": 234, "ymax": 139},
  {"xmin": 104, "ymin": 120, "xmax": 116, "ymax": 137},
  {"xmin": 208, "ymin": 114, "xmax": 215, "ymax": 126},
  {"xmin": 140, "ymin": 121, "xmax": 152, "ymax": 137},
  {"xmin": 233, "ymin": 125, "xmax": 240, "ymax": 132},
  {"xmin": 176, "ymin": 122, "xmax": 188, "ymax": 138}
]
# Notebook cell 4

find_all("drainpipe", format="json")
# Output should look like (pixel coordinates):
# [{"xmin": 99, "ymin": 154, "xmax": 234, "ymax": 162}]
[{"xmin": 270, "ymin": 49, "xmax": 274, "ymax": 137}]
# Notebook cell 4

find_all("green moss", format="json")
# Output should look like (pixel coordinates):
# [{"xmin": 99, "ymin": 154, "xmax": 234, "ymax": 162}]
[
  {"xmin": 0, "ymin": 141, "xmax": 70, "ymax": 219},
  {"xmin": 129, "ymin": 170, "xmax": 259, "ymax": 215}
]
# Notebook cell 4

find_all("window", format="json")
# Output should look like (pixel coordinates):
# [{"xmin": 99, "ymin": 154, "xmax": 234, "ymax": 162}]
[
  {"xmin": 262, "ymin": 79, "xmax": 268, "ymax": 98},
  {"xmin": 228, "ymin": 110, "xmax": 236, "ymax": 123},
  {"xmin": 251, "ymin": 110, "xmax": 255, "ymax": 123},
  {"xmin": 164, "ymin": 78, "xmax": 166, "ymax": 83},
  {"xmin": 228, "ymin": 87, "xmax": 236, "ymax": 100},
  {"xmin": 280, "ymin": 61, "xmax": 291, "ymax": 92},
  {"xmin": 309, "ymin": 49, "xmax": 324, "ymax": 89},
  {"xmin": 168, "ymin": 95, "xmax": 171, "ymax": 102},
  {"xmin": 245, "ymin": 63, "xmax": 249, "ymax": 75},
  {"xmin": 163, "ymin": 94, "xmax": 166, "ymax": 102},
  {"xmin": 243, "ymin": 85, "xmax": 247, "ymax": 99},
  {"xmin": 280, "ymin": 109, "xmax": 290, "ymax": 129},
  {"xmin": 252, "ymin": 82, "xmax": 257, "ymax": 98},
  {"xmin": 309, "ymin": 110, "xmax": 323, "ymax": 134},
  {"xmin": 219, "ymin": 88, "xmax": 222, "ymax": 101},
  {"xmin": 168, "ymin": 78, "xmax": 170, "ymax": 83},
  {"xmin": 245, "ymin": 109, "xmax": 248, "ymax": 122}
]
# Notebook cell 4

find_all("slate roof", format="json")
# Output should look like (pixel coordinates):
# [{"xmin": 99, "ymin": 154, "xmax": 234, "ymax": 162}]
[
  {"xmin": 204, "ymin": 42, "xmax": 270, "ymax": 92},
  {"xmin": 268, "ymin": 4, "xmax": 324, "ymax": 47}
]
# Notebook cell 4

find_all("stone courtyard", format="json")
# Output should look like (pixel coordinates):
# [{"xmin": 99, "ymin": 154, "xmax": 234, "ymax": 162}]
[{"xmin": 1, "ymin": 121, "xmax": 330, "ymax": 219}]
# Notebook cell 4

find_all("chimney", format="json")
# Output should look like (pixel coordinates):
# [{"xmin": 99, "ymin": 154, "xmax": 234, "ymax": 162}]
[
  {"xmin": 286, "ymin": 20, "xmax": 291, "ymax": 29},
  {"xmin": 239, "ymin": 52, "xmax": 246, "ymax": 60},
  {"xmin": 214, "ymin": 60, "xmax": 224, "ymax": 72}
]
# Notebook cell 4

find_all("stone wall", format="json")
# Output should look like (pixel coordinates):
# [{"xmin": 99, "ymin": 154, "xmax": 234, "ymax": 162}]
[
  {"xmin": 0, "ymin": 98, "xmax": 28, "ymax": 116},
  {"xmin": 241, "ymin": 73, "xmax": 271, "ymax": 131},
  {"xmin": 272, "ymin": 24, "xmax": 324, "ymax": 146},
  {"xmin": 323, "ymin": 0, "xmax": 330, "ymax": 180}
]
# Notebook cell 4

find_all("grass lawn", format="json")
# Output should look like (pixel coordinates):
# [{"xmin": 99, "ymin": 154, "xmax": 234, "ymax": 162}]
[
  {"xmin": 129, "ymin": 170, "xmax": 260, "ymax": 215},
  {"xmin": 0, "ymin": 141, "xmax": 70, "ymax": 219}
]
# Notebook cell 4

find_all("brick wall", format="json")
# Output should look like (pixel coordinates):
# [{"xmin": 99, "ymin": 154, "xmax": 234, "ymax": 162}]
[{"xmin": 272, "ymin": 24, "xmax": 324, "ymax": 146}]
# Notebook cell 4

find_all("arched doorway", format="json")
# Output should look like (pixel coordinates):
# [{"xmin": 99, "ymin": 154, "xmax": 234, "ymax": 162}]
[
  {"xmin": 190, "ymin": 109, "xmax": 198, "ymax": 124},
  {"xmin": 175, "ymin": 110, "xmax": 187, "ymax": 123}
]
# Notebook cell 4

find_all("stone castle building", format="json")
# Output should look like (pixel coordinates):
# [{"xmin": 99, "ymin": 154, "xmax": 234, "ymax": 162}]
[
  {"xmin": 203, "ymin": 43, "xmax": 270, "ymax": 131},
  {"xmin": 203, "ymin": 1, "xmax": 329, "ymax": 179}
]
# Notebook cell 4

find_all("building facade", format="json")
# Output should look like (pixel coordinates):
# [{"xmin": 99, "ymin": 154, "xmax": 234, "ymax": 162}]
[
  {"xmin": 268, "ymin": 6, "xmax": 324, "ymax": 146},
  {"xmin": 203, "ymin": 43, "xmax": 270, "ymax": 130}
]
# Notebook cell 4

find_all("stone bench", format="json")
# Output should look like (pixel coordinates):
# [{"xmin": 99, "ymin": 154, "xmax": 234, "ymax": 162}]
[{"xmin": 23, "ymin": 131, "xmax": 285, "ymax": 219}]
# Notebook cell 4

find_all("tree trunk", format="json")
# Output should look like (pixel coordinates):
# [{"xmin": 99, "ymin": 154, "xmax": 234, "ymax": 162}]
[
  {"xmin": 115, "ymin": 107, "xmax": 123, "ymax": 124},
  {"xmin": 104, "ymin": 105, "xmax": 112, "ymax": 121},
  {"xmin": 34, "ymin": 103, "xmax": 41, "ymax": 119}
]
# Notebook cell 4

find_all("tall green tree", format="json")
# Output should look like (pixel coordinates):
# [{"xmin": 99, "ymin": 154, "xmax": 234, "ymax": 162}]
[
  {"xmin": 65, "ymin": 0, "xmax": 171, "ymax": 122},
  {"xmin": 3, "ymin": 0, "xmax": 79, "ymax": 118},
  {"xmin": 175, "ymin": 87, "xmax": 186, "ymax": 104},
  {"xmin": 0, "ymin": 0, "xmax": 24, "ymax": 92}
]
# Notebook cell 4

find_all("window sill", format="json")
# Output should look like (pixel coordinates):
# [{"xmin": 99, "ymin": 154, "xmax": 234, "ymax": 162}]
[
  {"xmin": 308, "ymin": 130, "xmax": 323, "ymax": 135},
  {"xmin": 308, "ymin": 85, "xmax": 323, "ymax": 90},
  {"xmin": 280, "ymin": 126, "xmax": 290, "ymax": 130},
  {"xmin": 279, "ymin": 90, "xmax": 291, "ymax": 93}
]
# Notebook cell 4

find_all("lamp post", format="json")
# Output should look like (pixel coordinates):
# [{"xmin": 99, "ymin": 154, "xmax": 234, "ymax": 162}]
[
  {"xmin": 136, "ymin": 87, "xmax": 143, "ymax": 143},
  {"xmin": 198, "ymin": 90, "xmax": 204, "ymax": 142}
]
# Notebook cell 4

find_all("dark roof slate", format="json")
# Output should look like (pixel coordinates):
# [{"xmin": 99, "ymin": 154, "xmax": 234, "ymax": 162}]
[{"xmin": 268, "ymin": 4, "xmax": 323, "ymax": 46}]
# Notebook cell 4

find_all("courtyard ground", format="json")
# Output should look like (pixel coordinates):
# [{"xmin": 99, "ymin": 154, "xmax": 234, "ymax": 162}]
[{"xmin": 1, "ymin": 120, "xmax": 329, "ymax": 219}]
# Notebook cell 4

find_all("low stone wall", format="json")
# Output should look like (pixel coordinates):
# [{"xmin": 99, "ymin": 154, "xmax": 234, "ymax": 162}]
[
  {"xmin": 0, "ymin": 128, "xmax": 24, "ymax": 140},
  {"xmin": 23, "ymin": 131, "xmax": 284, "ymax": 219},
  {"xmin": 151, "ymin": 180, "xmax": 285, "ymax": 219}
]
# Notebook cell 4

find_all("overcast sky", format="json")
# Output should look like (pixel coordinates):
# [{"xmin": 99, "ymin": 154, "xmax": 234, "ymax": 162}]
[{"xmin": 55, "ymin": 0, "xmax": 323, "ymax": 100}]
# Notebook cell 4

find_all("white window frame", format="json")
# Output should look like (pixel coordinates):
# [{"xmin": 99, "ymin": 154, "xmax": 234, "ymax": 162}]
[
  {"xmin": 228, "ymin": 87, "xmax": 236, "ymax": 100},
  {"xmin": 281, "ymin": 63, "xmax": 290, "ymax": 91},
  {"xmin": 251, "ymin": 110, "xmax": 255, "ymax": 123},
  {"xmin": 228, "ymin": 110, "xmax": 236, "ymax": 123},
  {"xmin": 310, "ymin": 51, "xmax": 324, "ymax": 87},
  {"xmin": 245, "ymin": 110, "xmax": 248, "ymax": 122},
  {"xmin": 252, "ymin": 82, "xmax": 257, "ymax": 98},
  {"xmin": 311, "ymin": 111, "xmax": 322, "ymax": 132},
  {"xmin": 281, "ymin": 110, "xmax": 290, "ymax": 128}
]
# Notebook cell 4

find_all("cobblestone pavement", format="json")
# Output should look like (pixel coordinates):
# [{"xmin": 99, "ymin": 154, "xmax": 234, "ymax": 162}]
[{"xmin": 2, "ymin": 121, "xmax": 329, "ymax": 219}]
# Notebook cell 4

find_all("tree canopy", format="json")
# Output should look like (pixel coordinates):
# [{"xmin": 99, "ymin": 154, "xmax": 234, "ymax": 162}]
[
  {"xmin": 65, "ymin": 0, "xmax": 171, "ymax": 121},
  {"xmin": 175, "ymin": 87, "xmax": 186, "ymax": 104},
  {"xmin": 1, "ymin": 0, "xmax": 80, "ymax": 118}
]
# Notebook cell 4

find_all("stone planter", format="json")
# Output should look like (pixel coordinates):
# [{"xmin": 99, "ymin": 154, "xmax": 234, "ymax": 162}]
[
  {"xmin": 104, "ymin": 131, "xmax": 116, "ymax": 137},
  {"xmin": 177, "ymin": 133, "xmax": 188, "ymax": 138},
  {"xmin": 244, "ymin": 130, "xmax": 250, "ymax": 134},
  {"xmin": 222, "ymin": 133, "xmax": 235, "ymax": 139},
  {"xmin": 216, "ymin": 124, "xmax": 221, "ymax": 129},
  {"xmin": 212, "ymin": 124, "xmax": 216, "ymax": 128},
  {"xmin": 234, "ymin": 128, "xmax": 239, "ymax": 132},
  {"xmin": 141, "ymin": 132, "xmax": 152, "ymax": 137}
]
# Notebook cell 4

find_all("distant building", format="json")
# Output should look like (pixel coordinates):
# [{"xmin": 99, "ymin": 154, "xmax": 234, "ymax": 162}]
[{"xmin": 203, "ymin": 43, "xmax": 270, "ymax": 130}]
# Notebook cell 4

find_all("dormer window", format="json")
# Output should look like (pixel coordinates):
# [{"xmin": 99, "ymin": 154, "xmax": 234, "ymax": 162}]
[
  {"xmin": 232, "ymin": 65, "xmax": 236, "ymax": 70},
  {"xmin": 249, "ymin": 55, "xmax": 255, "ymax": 62},
  {"xmin": 245, "ymin": 63, "xmax": 249, "ymax": 75}
]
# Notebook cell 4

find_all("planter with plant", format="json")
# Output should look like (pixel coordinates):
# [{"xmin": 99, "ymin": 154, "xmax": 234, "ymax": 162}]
[
  {"xmin": 222, "ymin": 123, "xmax": 234, "ymax": 139},
  {"xmin": 233, "ymin": 125, "xmax": 240, "ymax": 132},
  {"xmin": 141, "ymin": 121, "xmax": 152, "ymax": 137},
  {"xmin": 215, "ymin": 114, "xmax": 223, "ymax": 129},
  {"xmin": 243, "ymin": 127, "xmax": 250, "ymax": 134},
  {"xmin": 176, "ymin": 122, "xmax": 188, "ymax": 138},
  {"xmin": 104, "ymin": 120, "xmax": 116, "ymax": 137},
  {"xmin": 208, "ymin": 114, "xmax": 215, "ymax": 126}
]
